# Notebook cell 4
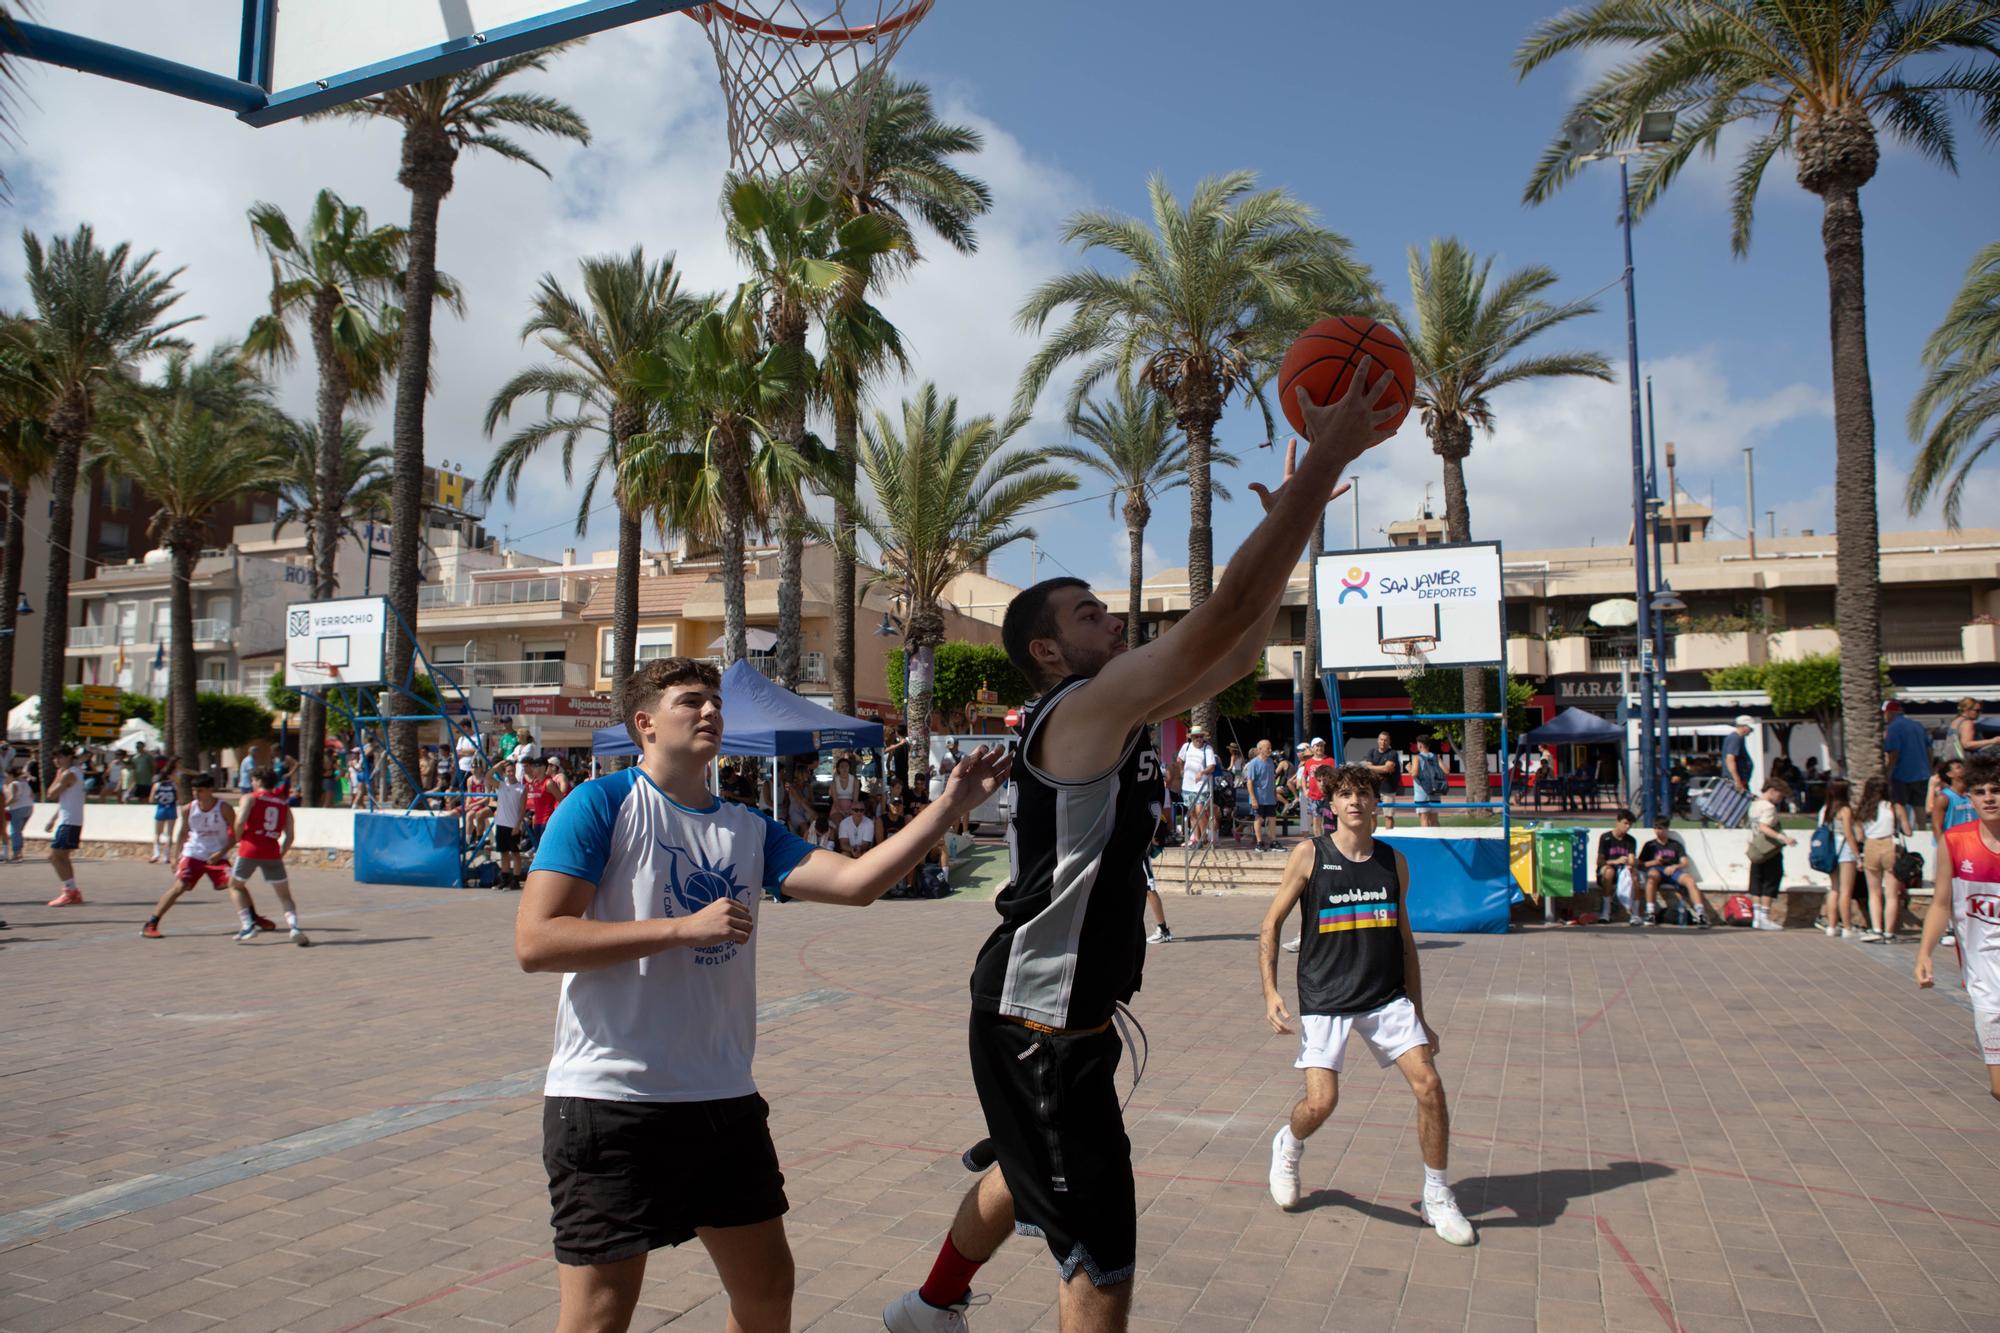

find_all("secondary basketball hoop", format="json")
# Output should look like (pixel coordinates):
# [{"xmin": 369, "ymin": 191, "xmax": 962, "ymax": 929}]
[
  {"xmin": 1380, "ymin": 635, "xmax": 1438, "ymax": 682},
  {"xmin": 289, "ymin": 661, "xmax": 344, "ymax": 690},
  {"xmin": 686, "ymin": 0, "xmax": 935, "ymax": 195}
]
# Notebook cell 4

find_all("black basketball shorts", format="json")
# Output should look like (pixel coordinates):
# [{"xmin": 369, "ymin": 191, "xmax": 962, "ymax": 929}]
[
  {"xmin": 496, "ymin": 825, "xmax": 522, "ymax": 854},
  {"xmin": 967, "ymin": 1009, "xmax": 1135, "ymax": 1287},
  {"xmin": 542, "ymin": 1094, "xmax": 787, "ymax": 1266}
]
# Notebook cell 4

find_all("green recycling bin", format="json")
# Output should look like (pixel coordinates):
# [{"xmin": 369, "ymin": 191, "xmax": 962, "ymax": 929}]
[{"xmin": 1533, "ymin": 828, "xmax": 1588, "ymax": 899}]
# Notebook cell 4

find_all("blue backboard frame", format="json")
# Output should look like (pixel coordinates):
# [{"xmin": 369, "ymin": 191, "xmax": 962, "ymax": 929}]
[{"xmin": 3, "ymin": 1, "xmax": 699, "ymax": 127}]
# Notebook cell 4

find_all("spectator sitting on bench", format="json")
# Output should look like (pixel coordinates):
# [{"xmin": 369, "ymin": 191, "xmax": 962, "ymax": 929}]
[
  {"xmin": 1595, "ymin": 808, "xmax": 1639, "ymax": 922},
  {"xmin": 1637, "ymin": 815, "xmax": 1712, "ymax": 928}
]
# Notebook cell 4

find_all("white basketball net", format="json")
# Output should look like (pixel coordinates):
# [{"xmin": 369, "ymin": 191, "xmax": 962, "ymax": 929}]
[
  {"xmin": 687, "ymin": 0, "xmax": 935, "ymax": 197},
  {"xmin": 1382, "ymin": 636, "xmax": 1437, "ymax": 682}
]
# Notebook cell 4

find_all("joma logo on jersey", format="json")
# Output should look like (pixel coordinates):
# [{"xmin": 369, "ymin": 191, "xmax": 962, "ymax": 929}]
[{"xmin": 1967, "ymin": 893, "xmax": 2000, "ymax": 923}]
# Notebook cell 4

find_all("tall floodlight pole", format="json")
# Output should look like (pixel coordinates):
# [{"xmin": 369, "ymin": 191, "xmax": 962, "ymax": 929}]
[{"xmin": 1570, "ymin": 108, "xmax": 1676, "ymax": 824}]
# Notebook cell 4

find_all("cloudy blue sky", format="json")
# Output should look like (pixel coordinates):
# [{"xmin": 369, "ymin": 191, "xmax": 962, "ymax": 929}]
[{"xmin": 4, "ymin": 1, "xmax": 1997, "ymax": 596}]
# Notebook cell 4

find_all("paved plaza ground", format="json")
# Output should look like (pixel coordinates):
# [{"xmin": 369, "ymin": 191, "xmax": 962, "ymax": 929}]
[{"xmin": 1, "ymin": 856, "xmax": 1996, "ymax": 1332}]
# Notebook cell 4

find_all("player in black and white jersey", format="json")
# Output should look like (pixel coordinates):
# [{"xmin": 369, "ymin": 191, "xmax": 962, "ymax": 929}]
[
  {"xmin": 887, "ymin": 366, "xmax": 1402, "ymax": 1332},
  {"xmin": 1257, "ymin": 763, "xmax": 1472, "ymax": 1246}
]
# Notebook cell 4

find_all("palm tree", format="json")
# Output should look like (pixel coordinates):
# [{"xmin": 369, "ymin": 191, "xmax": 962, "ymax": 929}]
[
  {"xmin": 0, "ymin": 313, "xmax": 53, "ymax": 712},
  {"xmin": 270, "ymin": 414, "xmax": 392, "ymax": 552},
  {"xmin": 773, "ymin": 77, "xmax": 990, "ymax": 716},
  {"xmin": 482, "ymin": 249, "xmax": 709, "ymax": 687},
  {"xmin": 95, "ymin": 395, "xmax": 287, "ymax": 782},
  {"xmin": 1909, "ymin": 240, "xmax": 2000, "ymax": 523},
  {"xmin": 1396, "ymin": 238, "xmax": 1610, "ymax": 802},
  {"xmin": 627, "ymin": 293, "xmax": 802, "ymax": 664},
  {"xmin": 831, "ymin": 384, "xmax": 1076, "ymax": 783},
  {"xmin": 1516, "ymin": 1, "xmax": 2000, "ymax": 783},
  {"xmin": 313, "ymin": 52, "xmax": 589, "ymax": 796},
  {"xmin": 1049, "ymin": 374, "xmax": 1236, "ymax": 651},
  {"xmin": 244, "ymin": 190, "xmax": 412, "ymax": 805},
  {"xmin": 1016, "ymin": 172, "xmax": 1372, "ymax": 733},
  {"xmin": 726, "ymin": 179, "xmax": 899, "ymax": 690},
  {"xmin": 13, "ymin": 226, "xmax": 192, "ymax": 785}
]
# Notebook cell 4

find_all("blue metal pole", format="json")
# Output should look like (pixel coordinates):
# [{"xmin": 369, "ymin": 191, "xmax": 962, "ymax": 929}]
[
  {"xmin": 3, "ymin": 22, "xmax": 268, "ymax": 113},
  {"xmin": 1619, "ymin": 156, "xmax": 1658, "ymax": 826}
]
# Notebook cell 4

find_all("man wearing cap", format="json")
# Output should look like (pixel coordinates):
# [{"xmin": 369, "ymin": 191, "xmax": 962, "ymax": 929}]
[
  {"xmin": 1176, "ymin": 725, "xmax": 1220, "ymax": 848},
  {"xmin": 1883, "ymin": 700, "xmax": 1933, "ymax": 827},
  {"xmin": 1723, "ymin": 715, "xmax": 1758, "ymax": 795}
]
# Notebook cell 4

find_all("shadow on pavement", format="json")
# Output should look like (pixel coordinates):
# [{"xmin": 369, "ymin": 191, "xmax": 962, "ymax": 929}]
[{"xmin": 1299, "ymin": 1159, "xmax": 1673, "ymax": 1228}]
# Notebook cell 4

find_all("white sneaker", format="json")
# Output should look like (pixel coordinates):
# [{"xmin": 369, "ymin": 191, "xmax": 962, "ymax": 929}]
[
  {"xmin": 1146, "ymin": 925, "xmax": 1171, "ymax": 944},
  {"xmin": 1753, "ymin": 918, "xmax": 1783, "ymax": 931},
  {"xmin": 1280, "ymin": 936, "xmax": 1301, "ymax": 954},
  {"xmin": 1824, "ymin": 923, "xmax": 1838, "ymax": 937},
  {"xmin": 1268, "ymin": 1129, "xmax": 1302, "ymax": 1209},
  {"xmin": 884, "ymin": 1288, "xmax": 988, "ymax": 1332},
  {"xmin": 1422, "ymin": 1188, "xmax": 1475, "ymax": 1245},
  {"xmin": 1841, "ymin": 927, "xmax": 1858, "ymax": 939},
  {"xmin": 1942, "ymin": 932, "xmax": 1956, "ymax": 947}
]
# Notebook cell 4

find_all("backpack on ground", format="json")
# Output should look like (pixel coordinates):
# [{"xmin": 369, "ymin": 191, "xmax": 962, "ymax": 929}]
[
  {"xmin": 1722, "ymin": 893, "xmax": 1755, "ymax": 926},
  {"xmin": 1807, "ymin": 823, "xmax": 1838, "ymax": 875}
]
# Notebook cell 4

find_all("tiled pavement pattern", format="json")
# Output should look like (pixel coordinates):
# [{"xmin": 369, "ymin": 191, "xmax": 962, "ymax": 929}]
[{"xmin": 1, "ymin": 860, "xmax": 1996, "ymax": 1331}]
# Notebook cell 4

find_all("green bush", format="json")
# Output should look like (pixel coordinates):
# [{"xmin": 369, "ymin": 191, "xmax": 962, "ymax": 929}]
[
  {"xmin": 887, "ymin": 642, "xmax": 1032, "ymax": 715},
  {"xmin": 194, "ymin": 693, "xmax": 274, "ymax": 752},
  {"xmin": 1404, "ymin": 669, "xmax": 1535, "ymax": 748}
]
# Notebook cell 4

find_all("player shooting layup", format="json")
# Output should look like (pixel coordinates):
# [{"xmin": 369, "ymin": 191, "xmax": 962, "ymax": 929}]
[{"xmin": 887, "ymin": 365, "xmax": 1400, "ymax": 1332}]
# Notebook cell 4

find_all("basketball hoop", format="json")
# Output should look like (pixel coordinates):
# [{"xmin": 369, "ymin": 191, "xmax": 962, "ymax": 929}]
[
  {"xmin": 686, "ymin": 0, "xmax": 935, "ymax": 196},
  {"xmin": 291, "ymin": 661, "xmax": 343, "ymax": 690},
  {"xmin": 1380, "ymin": 635, "xmax": 1438, "ymax": 682}
]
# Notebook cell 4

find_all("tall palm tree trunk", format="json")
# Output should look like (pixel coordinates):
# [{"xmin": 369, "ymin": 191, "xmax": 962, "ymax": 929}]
[
  {"xmin": 385, "ymin": 127, "xmax": 458, "ymax": 804},
  {"xmin": 300, "ymin": 293, "xmax": 349, "ymax": 808},
  {"xmin": 1437, "ymin": 437, "xmax": 1488, "ymax": 807},
  {"xmin": 1180, "ymin": 382, "xmax": 1222, "ymax": 736},
  {"xmin": 612, "ymin": 502, "xmax": 641, "ymax": 687},
  {"xmin": 830, "ymin": 396, "xmax": 859, "ymax": 716},
  {"xmin": 0, "ymin": 480, "xmax": 23, "ymax": 713},
  {"xmin": 774, "ymin": 490, "xmax": 805, "ymax": 689},
  {"xmin": 1821, "ymin": 185, "xmax": 1883, "ymax": 782},
  {"xmin": 38, "ymin": 404, "xmax": 84, "ymax": 789},
  {"xmin": 905, "ymin": 604, "xmax": 945, "ymax": 789},
  {"xmin": 1123, "ymin": 494, "xmax": 1150, "ymax": 651},
  {"xmin": 169, "ymin": 535, "xmax": 199, "ymax": 781},
  {"xmin": 716, "ymin": 427, "xmax": 752, "ymax": 666}
]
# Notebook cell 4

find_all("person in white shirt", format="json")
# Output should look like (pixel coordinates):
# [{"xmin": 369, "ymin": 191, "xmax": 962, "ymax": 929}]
[
  {"xmin": 516, "ymin": 657, "xmax": 1009, "ymax": 1332},
  {"xmin": 1176, "ymin": 725, "xmax": 1220, "ymax": 847},
  {"xmin": 142, "ymin": 775, "xmax": 242, "ymax": 939},
  {"xmin": 43, "ymin": 746, "xmax": 88, "ymax": 906},
  {"xmin": 492, "ymin": 769, "xmax": 528, "ymax": 891},
  {"xmin": 838, "ymin": 793, "xmax": 881, "ymax": 856}
]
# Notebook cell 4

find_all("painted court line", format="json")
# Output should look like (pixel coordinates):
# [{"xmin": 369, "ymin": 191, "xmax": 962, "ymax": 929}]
[{"xmin": 0, "ymin": 988, "xmax": 847, "ymax": 1248}]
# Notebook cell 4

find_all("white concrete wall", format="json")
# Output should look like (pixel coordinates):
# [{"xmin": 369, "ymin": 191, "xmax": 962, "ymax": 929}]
[{"xmin": 26, "ymin": 803, "xmax": 356, "ymax": 850}]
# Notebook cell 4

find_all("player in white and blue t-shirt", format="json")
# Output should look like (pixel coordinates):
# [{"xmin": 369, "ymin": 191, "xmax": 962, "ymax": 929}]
[{"xmin": 516, "ymin": 657, "xmax": 1009, "ymax": 1333}]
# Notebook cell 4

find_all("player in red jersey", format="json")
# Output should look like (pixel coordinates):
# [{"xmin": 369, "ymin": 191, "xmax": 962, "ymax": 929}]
[
  {"xmin": 1917, "ymin": 750, "xmax": 2000, "ymax": 1100},
  {"xmin": 229, "ymin": 769, "xmax": 308, "ymax": 946}
]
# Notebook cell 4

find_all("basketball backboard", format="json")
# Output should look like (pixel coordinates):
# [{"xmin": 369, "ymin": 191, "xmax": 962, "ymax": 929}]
[
  {"xmin": 1315, "ymin": 541, "xmax": 1506, "ymax": 673},
  {"xmin": 286, "ymin": 596, "xmax": 390, "ymax": 689},
  {"xmin": 6, "ymin": 2, "xmax": 698, "ymax": 127}
]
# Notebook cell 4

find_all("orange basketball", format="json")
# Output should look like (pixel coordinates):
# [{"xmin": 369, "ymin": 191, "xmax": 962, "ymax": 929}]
[{"xmin": 1277, "ymin": 316, "xmax": 1415, "ymax": 438}]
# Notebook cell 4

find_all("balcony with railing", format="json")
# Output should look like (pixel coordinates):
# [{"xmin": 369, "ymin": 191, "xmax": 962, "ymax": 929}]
[
  {"xmin": 196, "ymin": 677, "xmax": 240, "ymax": 695},
  {"xmin": 418, "ymin": 576, "xmax": 573, "ymax": 613},
  {"xmin": 701, "ymin": 651, "xmax": 827, "ymax": 685},
  {"xmin": 431, "ymin": 658, "xmax": 591, "ymax": 692},
  {"xmin": 191, "ymin": 619, "xmax": 232, "ymax": 643}
]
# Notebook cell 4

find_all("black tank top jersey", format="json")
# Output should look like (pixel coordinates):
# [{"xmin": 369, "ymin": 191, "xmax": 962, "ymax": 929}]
[
  {"xmin": 1295, "ymin": 836, "xmax": 1407, "ymax": 1017},
  {"xmin": 971, "ymin": 677, "xmax": 1160, "ymax": 1030}
]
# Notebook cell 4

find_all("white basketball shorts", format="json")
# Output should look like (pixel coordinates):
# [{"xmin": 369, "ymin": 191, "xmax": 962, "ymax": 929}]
[{"xmin": 1295, "ymin": 996, "xmax": 1429, "ymax": 1073}]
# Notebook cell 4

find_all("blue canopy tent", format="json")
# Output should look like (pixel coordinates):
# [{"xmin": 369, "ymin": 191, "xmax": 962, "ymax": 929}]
[
  {"xmin": 591, "ymin": 659, "xmax": 884, "ymax": 758},
  {"xmin": 1521, "ymin": 707, "xmax": 1624, "ymax": 746}
]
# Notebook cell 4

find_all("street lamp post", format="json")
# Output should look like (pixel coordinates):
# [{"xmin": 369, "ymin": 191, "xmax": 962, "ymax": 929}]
[{"xmin": 1569, "ymin": 108, "xmax": 1676, "ymax": 823}]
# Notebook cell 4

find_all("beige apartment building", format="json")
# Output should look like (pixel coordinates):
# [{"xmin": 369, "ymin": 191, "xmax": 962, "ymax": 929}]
[{"xmin": 1106, "ymin": 497, "xmax": 2000, "ymax": 747}]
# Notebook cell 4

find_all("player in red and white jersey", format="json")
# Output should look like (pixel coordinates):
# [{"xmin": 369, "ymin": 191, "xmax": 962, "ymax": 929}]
[
  {"xmin": 143, "ymin": 775, "xmax": 256, "ymax": 939},
  {"xmin": 229, "ymin": 769, "xmax": 308, "ymax": 947},
  {"xmin": 1916, "ymin": 751, "xmax": 2000, "ymax": 1100}
]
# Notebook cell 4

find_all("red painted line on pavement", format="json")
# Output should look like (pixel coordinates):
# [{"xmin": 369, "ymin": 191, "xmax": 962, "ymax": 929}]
[
  {"xmin": 1575, "ymin": 970, "xmax": 1640, "ymax": 1037},
  {"xmin": 795, "ymin": 932, "xmax": 954, "ymax": 1017},
  {"xmin": 329, "ymin": 1252, "xmax": 548, "ymax": 1333},
  {"xmin": 1595, "ymin": 1214, "xmax": 1686, "ymax": 1333}
]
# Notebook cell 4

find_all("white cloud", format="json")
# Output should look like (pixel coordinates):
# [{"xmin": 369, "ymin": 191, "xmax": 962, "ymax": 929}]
[
  {"xmin": 1324, "ymin": 346, "xmax": 1829, "ymax": 552},
  {"xmin": 0, "ymin": 6, "xmax": 1084, "ymax": 561}
]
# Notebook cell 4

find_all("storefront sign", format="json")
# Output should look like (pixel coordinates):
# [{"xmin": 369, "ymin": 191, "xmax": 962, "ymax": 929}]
[{"xmin": 491, "ymin": 694, "xmax": 617, "ymax": 720}]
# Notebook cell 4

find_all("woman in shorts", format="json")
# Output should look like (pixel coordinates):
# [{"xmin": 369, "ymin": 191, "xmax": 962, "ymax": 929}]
[
  {"xmin": 4, "ymin": 764, "xmax": 34, "ymax": 862},
  {"xmin": 1818, "ymin": 779, "xmax": 1862, "ymax": 938},
  {"xmin": 148, "ymin": 761, "xmax": 180, "ymax": 864},
  {"xmin": 1855, "ymin": 775, "xmax": 1911, "ymax": 942}
]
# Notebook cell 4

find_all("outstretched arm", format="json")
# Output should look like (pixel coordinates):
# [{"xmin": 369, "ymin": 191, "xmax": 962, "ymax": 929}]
[
  {"xmin": 782, "ymin": 748, "xmax": 1010, "ymax": 906},
  {"xmin": 1041, "ymin": 373, "xmax": 1400, "ymax": 780}
]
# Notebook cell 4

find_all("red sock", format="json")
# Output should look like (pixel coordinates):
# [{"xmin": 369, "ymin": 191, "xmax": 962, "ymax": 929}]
[{"xmin": 918, "ymin": 1234, "xmax": 983, "ymax": 1309}]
